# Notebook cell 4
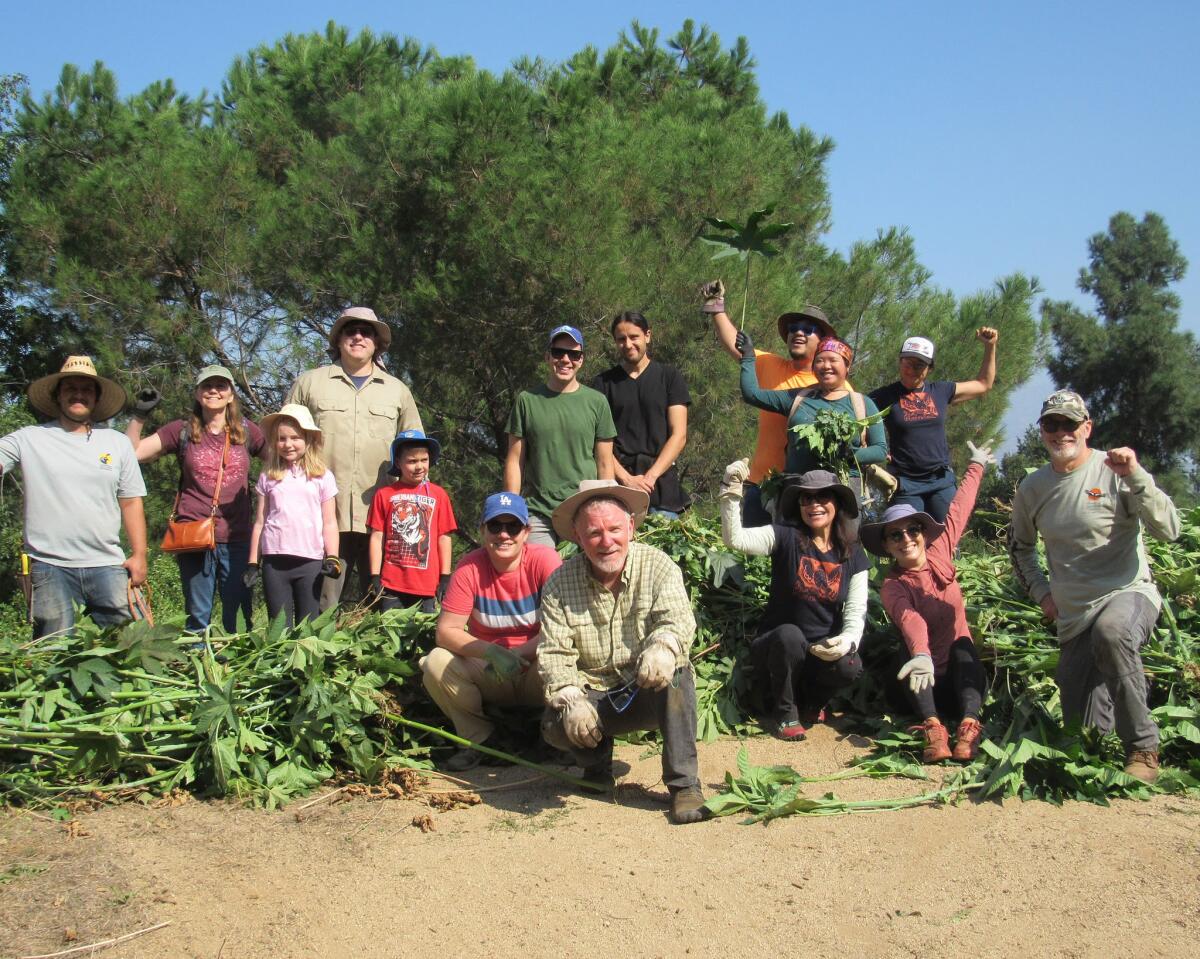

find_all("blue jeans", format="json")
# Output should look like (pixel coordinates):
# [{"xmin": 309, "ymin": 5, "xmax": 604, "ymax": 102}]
[
  {"xmin": 649, "ymin": 508, "xmax": 680, "ymax": 520},
  {"xmin": 892, "ymin": 468, "xmax": 957, "ymax": 523},
  {"xmin": 30, "ymin": 560, "xmax": 132, "ymax": 640},
  {"xmin": 177, "ymin": 541, "xmax": 253, "ymax": 634}
]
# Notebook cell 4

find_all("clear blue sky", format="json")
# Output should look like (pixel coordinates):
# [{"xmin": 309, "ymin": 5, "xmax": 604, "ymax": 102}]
[{"xmin": 5, "ymin": 1, "xmax": 1197, "ymax": 449}]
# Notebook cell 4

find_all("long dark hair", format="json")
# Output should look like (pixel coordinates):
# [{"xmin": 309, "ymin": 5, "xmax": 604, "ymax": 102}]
[
  {"xmin": 610, "ymin": 311, "xmax": 650, "ymax": 335},
  {"xmin": 792, "ymin": 509, "xmax": 858, "ymax": 562}
]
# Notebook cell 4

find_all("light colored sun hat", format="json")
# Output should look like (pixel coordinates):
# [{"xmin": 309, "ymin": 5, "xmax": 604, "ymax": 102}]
[
  {"xmin": 27, "ymin": 355, "xmax": 127, "ymax": 422},
  {"xmin": 328, "ymin": 306, "xmax": 392, "ymax": 351},
  {"xmin": 260, "ymin": 403, "xmax": 321, "ymax": 436},
  {"xmin": 551, "ymin": 479, "xmax": 649, "ymax": 543},
  {"xmin": 194, "ymin": 364, "xmax": 235, "ymax": 386}
]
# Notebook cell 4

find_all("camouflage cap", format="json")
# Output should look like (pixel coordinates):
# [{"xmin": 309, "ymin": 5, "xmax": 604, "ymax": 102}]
[{"xmin": 1039, "ymin": 390, "xmax": 1090, "ymax": 423}]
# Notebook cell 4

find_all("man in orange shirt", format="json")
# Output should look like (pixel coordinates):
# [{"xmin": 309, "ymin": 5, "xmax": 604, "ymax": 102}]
[{"xmin": 701, "ymin": 280, "xmax": 838, "ymax": 525}]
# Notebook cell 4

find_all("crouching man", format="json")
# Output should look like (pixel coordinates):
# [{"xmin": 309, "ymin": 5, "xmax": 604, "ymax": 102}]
[
  {"xmin": 537, "ymin": 480, "xmax": 707, "ymax": 824},
  {"xmin": 421, "ymin": 493, "xmax": 562, "ymax": 771}
]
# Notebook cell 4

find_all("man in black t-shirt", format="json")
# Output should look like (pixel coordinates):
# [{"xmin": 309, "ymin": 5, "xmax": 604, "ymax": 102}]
[{"xmin": 593, "ymin": 311, "xmax": 691, "ymax": 516}]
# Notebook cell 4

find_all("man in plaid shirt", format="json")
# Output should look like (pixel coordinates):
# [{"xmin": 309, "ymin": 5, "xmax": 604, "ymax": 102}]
[{"xmin": 538, "ymin": 480, "xmax": 706, "ymax": 824}]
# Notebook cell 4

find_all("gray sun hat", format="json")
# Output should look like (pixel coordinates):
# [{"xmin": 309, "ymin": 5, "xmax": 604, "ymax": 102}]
[
  {"xmin": 777, "ymin": 469, "xmax": 859, "ymax": 521},
  {"xmin": 860, "ymin": 503, "xmax": 945, "ymax": 557}
]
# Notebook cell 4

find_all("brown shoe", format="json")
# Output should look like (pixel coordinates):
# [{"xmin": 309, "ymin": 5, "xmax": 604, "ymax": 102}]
[
  {"xmin": 920, "ymin": 717, "xmax": 952, "ymax": 763},
  {"xmin": 952, "ymin": 717, "xmax": 983, "ymax": 762},
  {"xmin": 669, "ymin": 785, "xmax": 708, "ymax": 824},
  {"xmin": 1124, "ymin": 749, "xmax": 1160, "ymax": 784}
]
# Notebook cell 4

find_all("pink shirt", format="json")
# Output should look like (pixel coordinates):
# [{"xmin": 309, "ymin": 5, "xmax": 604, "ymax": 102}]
[
  {"xmin": 880, "ymin": 463, "xmax": 983, "ymax": 672},
  {"xmin": 256, "ymin": 466, "xmax": 338, "ymax": 560}
]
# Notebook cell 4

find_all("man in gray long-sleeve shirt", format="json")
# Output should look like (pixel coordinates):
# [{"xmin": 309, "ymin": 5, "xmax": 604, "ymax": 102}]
[{"xmin": 1009, "ymin": 390, "xmax": 1179, "ymax": 783}]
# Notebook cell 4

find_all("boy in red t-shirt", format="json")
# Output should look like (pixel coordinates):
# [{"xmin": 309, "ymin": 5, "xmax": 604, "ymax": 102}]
[{"xmin": 367, "ymin": 430, "xmax": 457, "ymax": 615}]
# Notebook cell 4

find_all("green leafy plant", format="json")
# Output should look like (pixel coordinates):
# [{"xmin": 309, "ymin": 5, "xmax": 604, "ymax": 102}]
[
  {"xmin": 789, "ymin": 406, "xmax": 889, "ymax": 486},
  {"xmin": 701, "ymin": 204, "xmax": 794, "ymax": 329}
]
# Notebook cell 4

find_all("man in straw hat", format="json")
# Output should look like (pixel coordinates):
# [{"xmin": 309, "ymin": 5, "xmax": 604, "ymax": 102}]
[
  {"xmin": 537, "ymin": 479, "xmax": 707, "ymax": 823},
  {"xmin": 1009, "ymin": 390, "xmax": 1180, "ymax": 783},
  {"xmin": 287, "ymin": 306, "xmax": 423, "ymax": 608},
  {"xmin": 0, "ymin": 356, "xmax": 148, "ymax": 638}
]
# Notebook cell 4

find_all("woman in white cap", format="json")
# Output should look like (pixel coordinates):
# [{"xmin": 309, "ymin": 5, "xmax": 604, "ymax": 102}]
[
  {"xmin": 126, "ymin": 366, "xmax": 265, "ymax": 634},
  {"xmin": 859, "ymin": 441, "xmax": 995, "ymax": 763},
  {"xmin": 868, "ymin": 328, "xmax": 998, "ymax": 522},
  {"xmin": 719, "ymin": 462, "xmax": 869, "ymax": 740},
  {"xmin": 244, "ymin": 405, "xmax": 342, "ymax": 627}
]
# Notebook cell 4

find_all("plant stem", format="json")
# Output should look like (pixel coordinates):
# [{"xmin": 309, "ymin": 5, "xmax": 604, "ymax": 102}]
[{"xmin": 740, "ymin": 255, "xmax": 751, "ymax": 330}]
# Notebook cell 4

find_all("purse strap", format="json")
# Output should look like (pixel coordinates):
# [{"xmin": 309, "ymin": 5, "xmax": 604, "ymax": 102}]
[{"xmin": 168, "ymin": 426, "xmax": 231, "ymax": 521}]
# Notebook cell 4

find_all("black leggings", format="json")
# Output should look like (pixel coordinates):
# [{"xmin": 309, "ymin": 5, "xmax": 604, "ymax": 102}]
[
  {"xmin": 902, "ymin": 638, "xmax": 984, "ymax": 721},
  {"xmin": 749, "ymin": 623, "xmax": 864, "ymax": 724},
  {"xmin": 262, "ymin": 555, "xmax": 322, "ymax": 628}
]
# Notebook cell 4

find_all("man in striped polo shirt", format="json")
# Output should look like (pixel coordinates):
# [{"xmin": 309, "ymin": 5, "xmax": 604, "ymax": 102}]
[{"xmin": 421, "ymin": 492, "xmax": 562, "ymax": 770}]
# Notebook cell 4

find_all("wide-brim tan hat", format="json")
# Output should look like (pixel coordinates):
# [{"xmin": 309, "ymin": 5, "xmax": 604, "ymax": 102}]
[
  {"xmin": 328, "ymin": 306, "xmax": 392, "ymax": 351},
  {"xmin": 551, "ymin": 479, "xmax": 650, "ymax": 543},
  {"xmin": 260, "ymin": 403, "xmax": 322, "ymax": 436},
  {"xmin": 27, "ymin": 356, "xmax": 127, "ymax": 422}
]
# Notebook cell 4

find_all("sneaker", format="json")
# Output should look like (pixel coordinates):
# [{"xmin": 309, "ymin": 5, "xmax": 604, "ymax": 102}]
[
  {"xmin": 799, "ymin": 705, "xmax": 828, "ymax": 727},
  {"xmin": 952, "ymin": 717, "xmax": 983, "ymax": 762},
  {"xmin": 444, "ymin": 746, "xmax": 482, "ymax": 772},
  {"xmin": 774, "ymin": 720, "xmax": 807, "ymax": 742},
  {"xmin": 1124, "ymin": 749, "xmax": 1160, "ymax": 784},
  {"xmin": 920, "ymin": 717, "xmax": 952, "ymax": 763},
  {"xmin": 669, "ymin": 785, "xmax": 708, "ymax": 824}
]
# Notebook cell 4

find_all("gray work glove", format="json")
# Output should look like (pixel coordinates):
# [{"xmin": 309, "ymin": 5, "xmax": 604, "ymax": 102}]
[
  {"xmin": 809, "ymin": 634, "xmax": 855, "ymax": 662},
  {"xmin": 132, "ymin": 388, "xmax": 162, "ymax": 417},
  {"xmin": 550, "ymin": 686, "xmax": 603, "ymax": 749},
  {"xmin": 967, "ymin": 440, "xmax": 997, "ymax": 469},
  {"xmin": 483, "ymin": 643, "xmax": 525, "ymax": 681},
  {"xmin": 897, "ymin": 654, "xmax": 935, "ymax": 694},
  {"xmin": 720, "ymin": 458, "xmax": 751, "ymax": 499},
  {"xmin": 636, "ymin": 635, "xmax": 679, "ymax": 690},
  {"xmin": 242, "ymin": 563, "xmax": 260, "ymax": 590},
  {"xmin": 734, "ymin": 330, "xmax": 755, "ymax": 360},
  {"xmin": 700, "ymin": 279, "xmax": 726, "ymax": 314}
]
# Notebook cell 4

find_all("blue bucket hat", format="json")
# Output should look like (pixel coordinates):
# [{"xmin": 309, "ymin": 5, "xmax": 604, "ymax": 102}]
[
  {"xmin": 481, "ymin": 492, "xmax": 530, "ymax": 526},
  {"xmin": 860, "ymin": 503, "xmax": 945, "ymax": 558},
  {"xmin": 389, "ymin": 429, "xmax": 441, "ymax": 475}
]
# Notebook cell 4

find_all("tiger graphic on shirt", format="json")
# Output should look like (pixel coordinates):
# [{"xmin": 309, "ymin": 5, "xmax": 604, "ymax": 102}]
[
  {"xmin": 792, "ymin": 555, "xmax": 843, "ymax": 603},
  {"xmin": 386, "ymin": 493, "xmax": 435, "ymax": 569},
  {"xmin": 898, "ymin": 390, "xmax": 939, "ymax": 421}
]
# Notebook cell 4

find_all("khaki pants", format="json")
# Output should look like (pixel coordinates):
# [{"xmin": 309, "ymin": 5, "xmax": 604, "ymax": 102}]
[{"xmin": 420, "ymin": 647, "xmax": 545, "ymax": 743}]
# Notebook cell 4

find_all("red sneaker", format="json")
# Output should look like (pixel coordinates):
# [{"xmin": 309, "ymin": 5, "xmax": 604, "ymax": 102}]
[
  {"xmin": 919, "ymin": 717, "xmax": 951, "ymax": 763},
  {"xmin": 951, "ymin": 717, "xmax": 983, "ymax": 762},
  {"xmin": 775, "ymin": 720, "xmax": 807, "ymax": 742}
]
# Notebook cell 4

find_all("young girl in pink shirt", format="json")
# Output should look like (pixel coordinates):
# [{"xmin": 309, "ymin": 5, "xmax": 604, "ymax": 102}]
[{"xmin": 244, "ymin": 405, "xmax": 341, "ymax": 626}]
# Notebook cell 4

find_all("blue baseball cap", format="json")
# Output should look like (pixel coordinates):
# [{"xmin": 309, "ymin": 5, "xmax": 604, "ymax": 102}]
[
  {"xmin": 389, "ymin": 429, "xmax": 441, "ymax": 474},
  {"xmin": 547, "ymin": 325, "xmax": 584, "ymax": 349},
  {"xmin": 481, "ymin": 492, "xmax": 530, "ymax": 526}
]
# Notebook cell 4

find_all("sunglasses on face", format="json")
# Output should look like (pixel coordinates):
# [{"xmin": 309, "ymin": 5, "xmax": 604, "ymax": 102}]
[
  {"xmin": 549, "ymin": 346, "xmax": 583, "ymax": 362},
  {"xmin": 342, "ymin": 324, "xmax": 376, "ymax": 340},
  {"xmin": 1040, "ymin": 417, "xmax": 1082, "ymax": 434},
  {"xmin": 485, "ymin": 518, "xmax": 526, "ymax": 536},
  {"xmin": 787, "ymin": 321, "xmax": 822, "ymax": 337},
  {"xmin": 799, "ymin": 491, "xmax": 835, "ymax": 505},
  {"xmin": 886, "ymin": 525, "xmax": 924, "ymax": 544}
]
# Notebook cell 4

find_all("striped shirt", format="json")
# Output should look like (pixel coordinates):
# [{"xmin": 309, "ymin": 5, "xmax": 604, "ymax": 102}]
[{"xmin": 440, "ymin": 543, "xmax": 562, "ymax": 649}]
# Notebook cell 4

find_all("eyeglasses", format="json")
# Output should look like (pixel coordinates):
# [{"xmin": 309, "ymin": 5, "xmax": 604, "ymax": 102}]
[
  {"xmin": 485, "ymin": 518, "xmax": 525, "ymax": 536},
  {"xmin": 787, "ymin": 321, "xmax": 822, "ymax": 337},
  {"xmin": 606, "ymin": 679, "xmax": 640, "ymax": 714},
  {"xmin": 1040, "ymin": 417, "xmax": 1082, "ymax": 434},
  {"xmin": 886, "ymin": 525, "xmax": 924, "ymax": 543},
  {"xmin": 799, "ymin": 491, "xmax": 835, "ymax": 505},
  {"xmin": 549, "ymin": 346, "xmax": 583, "ymax": 362}
]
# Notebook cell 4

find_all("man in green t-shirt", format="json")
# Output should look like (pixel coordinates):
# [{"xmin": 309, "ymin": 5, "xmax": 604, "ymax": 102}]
[{"xmin": 504, "ymin": 326, "xmax": 616, "ymax": 546}]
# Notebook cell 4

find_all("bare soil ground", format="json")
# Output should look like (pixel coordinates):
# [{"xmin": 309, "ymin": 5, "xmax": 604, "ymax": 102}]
[{"xmin": 3, "ymin": 725, "xmax": 1198, "ymax": 959}]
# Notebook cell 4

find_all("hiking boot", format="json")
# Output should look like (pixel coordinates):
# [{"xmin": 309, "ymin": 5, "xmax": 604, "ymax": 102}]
[
  {"xmin": 1124, "ymin": 749, "xmax": 1160, "ymax": 784},
  {"xmin": 581, "ymin": 759, "xmax": 615, "ymax": 793},
  {"xmin": 669, "ymin": 785, "xmax": 708, "ymax": 824},
  {"xmin": 774, "ymin": 720, "xmax": 807, "ymax": 742},
  {"xmin": 952, "ymin": 717, "xmax": 983, "ymax": 762},
  {"xmin": 920, "ymin": 717, "xmax": 952, "ymax": 763}
]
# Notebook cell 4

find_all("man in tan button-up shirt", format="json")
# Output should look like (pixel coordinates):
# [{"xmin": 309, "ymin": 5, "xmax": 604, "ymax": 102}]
[{"xmin": 287, "ymin": 307, "xmax": 422, "ymax": 608}]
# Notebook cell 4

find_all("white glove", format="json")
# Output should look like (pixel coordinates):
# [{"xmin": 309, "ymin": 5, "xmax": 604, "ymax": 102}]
[
  {"xmin": 967, "ymin": 440, "xmax": 996, "ymax": 469},
  {"xmin": 897, "ymin": 654, "xmax": 935, "ymax": 693},
  {"xmin": 551, "ymin": 686, "xmax": 603, "ymax": 748},
  {"xmin": 720, "ymin": 458, "xmax": 750, "ymax": 498},
  {"xmin": 809, "ymin": 634, "xmax": 855, "ymax": 662},
  {"xmin": 636, "ymin": 641, "xmax": 677, "ymax": 690}
]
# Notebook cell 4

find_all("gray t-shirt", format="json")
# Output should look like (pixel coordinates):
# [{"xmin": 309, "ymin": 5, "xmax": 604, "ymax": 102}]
[
  {"xmin": 1009, "ymin": 451, "xmax": 1179, "ymax": 641},
  {"xmin": 0, "ymin": 423, "xmax": 146, "ymax": 567}
]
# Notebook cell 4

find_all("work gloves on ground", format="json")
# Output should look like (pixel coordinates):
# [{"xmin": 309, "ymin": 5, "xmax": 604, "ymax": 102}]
[
  {"xmin": 483, "ymin": 643, "xmax": 526, "ymax": 681},
  {"xmin": 734, "ymin": 330, "xmax": 755, "ymax": 360},
  {"xmin": 132, "ymin": 388, "xmax": 161, "ymax": 416},
  {"xmin": 320, "ymin": 555, "xmax": 344, "ymax": 579},
  {"xmin": 700, "ymin": 279, "xmax": 725, "ymax": 314},
  {"xmin": 242, "ymin": 562, "xmax": 260, "ymax": 590},
  {"xmin": 550, "ymin": 686, "xmax": 603, "ymax": 749},
  {"xmin": 636, "ymin": 635, "xmax": 680, "ymax": 690},
  {"xmin": 897, "ymin": 654, "xmax": 935, "ymax": 694},
  {"xmin": 436, "ymin": 573, "xmax": 451, "ymax": 604},
  {"xmin": 810, "ymin": 634, "xmax": 856, "ymax": 662},
  {"xmin": 720, "ymin": 458, "xmax": 750, "ymax": 499},
  {"xmin": 967, "ymin": 440, "xmax": 996, "ymax": 469}
]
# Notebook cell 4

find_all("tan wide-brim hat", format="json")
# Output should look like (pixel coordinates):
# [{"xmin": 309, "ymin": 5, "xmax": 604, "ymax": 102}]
[
  {"xmin": 328, "ymin": 306, "xmax": 392, "ymax": 351},
  {"xmin": 551, "ymin": 479, "xmax": 650, "ymax": 543},
  {"xmin": 260, "ymin": 403, "xmax": 322, "ymax": 437},
  {"xmin": 27, "ymin": 355, "xmax": 127, "ymax": 422}
]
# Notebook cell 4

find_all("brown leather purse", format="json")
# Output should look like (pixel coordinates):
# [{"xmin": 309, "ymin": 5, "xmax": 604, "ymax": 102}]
[{"xmin": 160, "ymin": 430, "xmax": 230, "ymax": 554}]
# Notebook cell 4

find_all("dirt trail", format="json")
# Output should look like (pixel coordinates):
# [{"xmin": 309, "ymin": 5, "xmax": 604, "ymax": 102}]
[{"xmin": 3, "ymin": 728, "xmax": 1198, "ymax": 959}]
